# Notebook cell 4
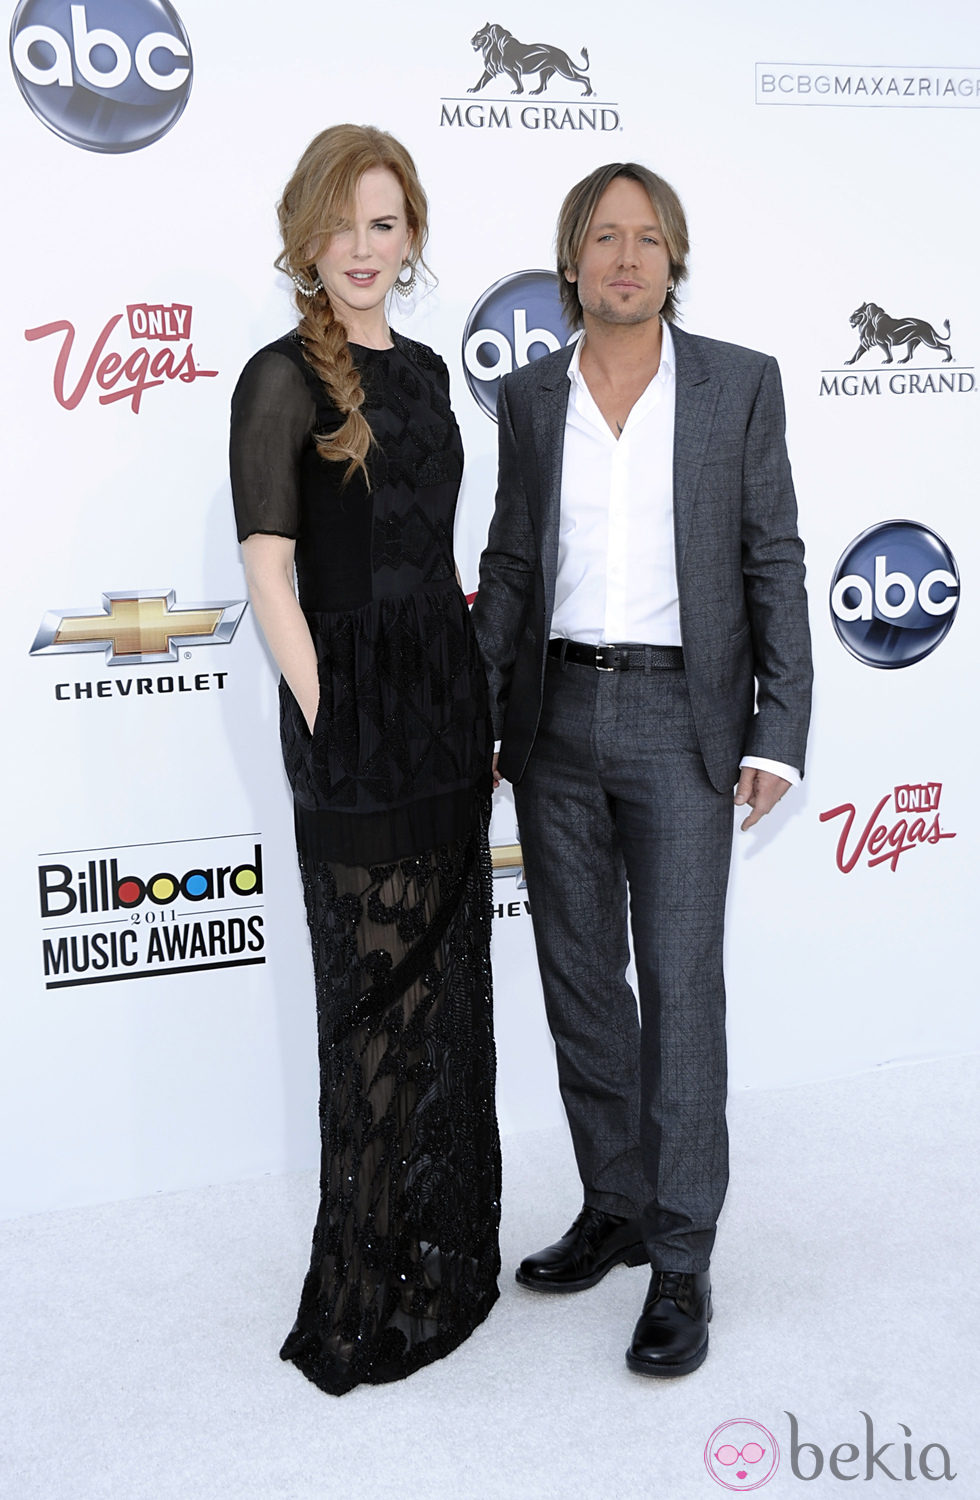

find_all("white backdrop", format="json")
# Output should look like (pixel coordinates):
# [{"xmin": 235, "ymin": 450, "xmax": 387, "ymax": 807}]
[{"xmin": 2, "ymin": 0, "xmax": 977, "ymax": 1217}]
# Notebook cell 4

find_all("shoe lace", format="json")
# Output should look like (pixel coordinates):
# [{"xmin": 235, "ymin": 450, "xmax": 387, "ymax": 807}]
[
  {"xmin": 649, "ymin": 1270, "xmax": 702, "ymax": 1312},
  {"xmin": 570, "ymin": 1206, "xmax": 622, "ymax": 1247}
]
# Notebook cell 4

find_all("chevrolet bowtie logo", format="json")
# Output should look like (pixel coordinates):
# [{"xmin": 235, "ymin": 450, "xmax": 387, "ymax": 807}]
[
  {"xmin": 491, "ymin": 842, "xmax": 523, "ymax": 873},
  {"xmin": 491, "ymin": 841, "xmax": 526, "ymax": 887},
  {"xmin": 30, "ymin": 590, "xmax": 247, "ymax": 665}
]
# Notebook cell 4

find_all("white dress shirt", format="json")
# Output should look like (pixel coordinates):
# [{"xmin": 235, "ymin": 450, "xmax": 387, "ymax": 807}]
[
  {"xmin": 553, "ymin": 324, "xmax": 680, "ymax": 645},
  {"xmin": 551, "ymin": 326, "xmax": 799, "ymax": 786}
]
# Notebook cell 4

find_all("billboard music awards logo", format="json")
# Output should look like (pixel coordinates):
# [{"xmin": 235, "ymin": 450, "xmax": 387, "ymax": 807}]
[
  {"xmin": 24, "ymin": 302, "xmax": 217, "ymax": 413},
  {"xmin": 820, "ymin": 782, "xmax": 956, "ymax": 875},
  {"xmin": 9, "ymin": 0, "xmax": 192, "ymax": 152},
  {"xmin": 440, "ymin": 22, "xmax": 620, "ymax": 132},
  {"xmin": 463, "ymin": 270, "xmax": 577, "ymax": 418},
  {"xmin": 829, "ymin": 521, "xmax": 959, "ymax": 669},
  {"xmin": 819, "ymin": 302, "xmax": 974, "ymax": 399},
  {"xmin": 37, "ymin": 834, "xmax": 265, "ymax": 988},
  {"xmin": 31, "ymin": 588, "xmax": 246, "ymax": 702}
]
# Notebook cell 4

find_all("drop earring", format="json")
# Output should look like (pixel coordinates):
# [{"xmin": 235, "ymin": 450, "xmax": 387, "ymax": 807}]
[
  {"xmin": 393, "ymin": 263, "xmax": 417, "ymax": 298},
  {"xmin": 291, "ymin": 270, "xmax": 323, "ymax": 297}
]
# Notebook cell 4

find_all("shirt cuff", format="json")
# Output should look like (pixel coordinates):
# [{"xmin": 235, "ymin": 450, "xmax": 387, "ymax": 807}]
[{"xmin": 739, "ymin": 755, "xmax": 800, "ymax": 787}]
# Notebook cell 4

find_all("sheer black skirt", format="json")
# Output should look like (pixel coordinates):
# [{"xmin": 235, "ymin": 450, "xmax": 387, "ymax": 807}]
[{"xmin": 280, "ymin": 799, "xmax": 501, "ymax": 1395}]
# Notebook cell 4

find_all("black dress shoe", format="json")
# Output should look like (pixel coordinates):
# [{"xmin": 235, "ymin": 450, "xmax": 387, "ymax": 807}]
[
  {"xmin": 515, "ymin": 1205, "xmax": 647, "ymax": 1292},
  {"xmin": 626, "ymin": 1270, "xmax": 712, "ymax": 1376}
]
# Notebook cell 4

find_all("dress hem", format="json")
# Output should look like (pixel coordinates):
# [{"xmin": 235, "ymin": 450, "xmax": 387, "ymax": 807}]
[{"xmin": 278, "ymin": 1282, "xmax": 500, "ymax": 1397}]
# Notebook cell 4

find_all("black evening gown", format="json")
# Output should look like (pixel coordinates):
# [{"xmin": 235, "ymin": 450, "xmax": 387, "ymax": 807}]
[{"xmin": 230, "ymin": 330, "xmax": 501, "ymax": 1396}]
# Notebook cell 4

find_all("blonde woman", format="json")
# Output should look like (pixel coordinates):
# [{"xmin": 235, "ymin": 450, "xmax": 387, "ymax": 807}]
[{"xmin": 230, "ymin": 125, "xmax": 500, "ymax": 1396}]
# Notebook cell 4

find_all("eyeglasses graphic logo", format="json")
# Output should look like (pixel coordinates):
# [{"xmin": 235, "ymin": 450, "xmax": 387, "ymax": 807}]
[
  {"xmin": 30, "ymin": 590, "xmax": 246, "ymax": 666},
  {"xmin": 705, "ymin": 1419, "xmax": 779, "ymax": 1491},
  {"xmin": 462, "ymin": 270, "xmax": 576, "ymax": 419},
  {"xmin": 10, "ymin": 0, "xmax": 192, "ymax": 154}
]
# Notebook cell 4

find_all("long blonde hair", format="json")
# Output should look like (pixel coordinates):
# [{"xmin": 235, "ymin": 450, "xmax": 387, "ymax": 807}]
[{"xmin": 275, "ymin": 124, "xmax": 429, "ymax": 485}]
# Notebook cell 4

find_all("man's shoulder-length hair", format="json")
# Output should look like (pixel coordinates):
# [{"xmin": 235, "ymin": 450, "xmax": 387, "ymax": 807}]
[{"xmin": 556, "ymin": 162, "xmax": 689, "ymax": 329}]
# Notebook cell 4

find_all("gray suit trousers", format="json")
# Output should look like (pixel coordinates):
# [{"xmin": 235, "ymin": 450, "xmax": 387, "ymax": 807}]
[{"xmin": 513, "ymin": 653, "xmax": 734, "ymax": 1272}]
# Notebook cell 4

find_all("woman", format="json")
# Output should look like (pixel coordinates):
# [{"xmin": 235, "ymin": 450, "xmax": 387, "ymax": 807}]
[{"xmin": 230, "ymin": 125, "xmax": 500, "ymax": 1396}]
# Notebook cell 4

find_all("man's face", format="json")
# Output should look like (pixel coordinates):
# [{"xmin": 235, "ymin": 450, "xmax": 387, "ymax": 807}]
[{"xmin": 566, "ymin": 176, "xmax": 672, "ymax": 330}]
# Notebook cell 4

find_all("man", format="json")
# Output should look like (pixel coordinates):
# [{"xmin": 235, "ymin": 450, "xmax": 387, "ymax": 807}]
[{"xmin": 472, "ymin": 163, "xmax": 812, "ymax": 1377}]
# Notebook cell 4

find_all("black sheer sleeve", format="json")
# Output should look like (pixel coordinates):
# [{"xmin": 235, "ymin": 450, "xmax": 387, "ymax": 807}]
[{"xmin": 230, "ymin": 345, "xmax": 317, "ymax": 543}]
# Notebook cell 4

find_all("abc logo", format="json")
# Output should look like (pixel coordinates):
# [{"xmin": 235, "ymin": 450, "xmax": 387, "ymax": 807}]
[
  {"xmin": 10, "ymin": 0, "xmax": 192, "ymax": 154},
  {"xmin": 830, "ymin": 520, "xmax": 959, "ymax": 668},
  {"xmin": 462, "ymin": 269, "xmax": 576, "ymax": 419}
]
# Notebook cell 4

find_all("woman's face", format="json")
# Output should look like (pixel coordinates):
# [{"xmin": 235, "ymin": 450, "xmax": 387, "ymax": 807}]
[{"xmin": 313, "ymin": 165, "xmax": 413, "ymax": 339}]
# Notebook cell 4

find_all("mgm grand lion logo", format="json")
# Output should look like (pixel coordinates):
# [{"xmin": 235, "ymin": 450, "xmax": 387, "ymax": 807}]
[
  {"xmin": 468, "ymin": 22, "xmax": 594, "ymax": 97},
  {"xmin": 845, "ymin": 302, "xmax": 953, "ymax": 366}
]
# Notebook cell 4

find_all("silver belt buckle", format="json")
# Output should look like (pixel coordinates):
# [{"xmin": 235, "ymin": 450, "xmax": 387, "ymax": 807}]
[{"xmin": 595, "ymin": 645, "xmax": 615, "ymax": 672}]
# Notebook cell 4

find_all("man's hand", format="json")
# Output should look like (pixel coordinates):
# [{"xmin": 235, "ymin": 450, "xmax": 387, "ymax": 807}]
[
  {"xmin": 492, "ymin": 751, "xmax": 501, "ymax": 790},
  {"xmin": 734, "ymin": 768, "xmax": 791, "ymax": 830}
]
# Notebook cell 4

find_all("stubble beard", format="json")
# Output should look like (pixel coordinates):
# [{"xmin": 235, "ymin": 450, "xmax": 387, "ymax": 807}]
[{"xmin": 581, "ymin": 290, "xmax": 663, "ymax": 328}]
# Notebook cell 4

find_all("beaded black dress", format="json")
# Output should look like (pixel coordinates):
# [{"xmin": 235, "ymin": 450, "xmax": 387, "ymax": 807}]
[{"xmin": 230, "ymin": 330, "xmax": 501, "ymax": 1396}]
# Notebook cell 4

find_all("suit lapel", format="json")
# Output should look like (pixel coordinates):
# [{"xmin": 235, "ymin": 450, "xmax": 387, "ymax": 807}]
[
  {"xmin": 671, "ymin": 327, "xmax": 719, "ymax": 567},
  {"xmin": 528, "ymin": 347, "xmax": 575, "ymax": 620}
]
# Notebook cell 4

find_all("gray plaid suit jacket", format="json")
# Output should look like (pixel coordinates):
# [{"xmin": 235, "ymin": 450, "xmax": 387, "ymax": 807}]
[{"xmin": 471, "ymin": 326, "xmax": 813, "ymax": 793}]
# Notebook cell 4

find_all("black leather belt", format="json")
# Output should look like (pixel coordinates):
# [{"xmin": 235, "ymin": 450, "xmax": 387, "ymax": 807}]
[{"xmin": 548, "ymin": 639, "xmax": 684, "ymax": 672}]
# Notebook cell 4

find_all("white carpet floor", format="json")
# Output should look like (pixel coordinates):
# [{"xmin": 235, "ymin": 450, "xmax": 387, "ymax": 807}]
[{"xmin": 2, "ymin": 1055, "xmax": 976, "ymax": 1500}]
